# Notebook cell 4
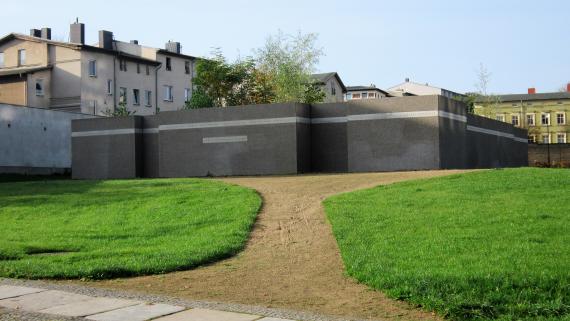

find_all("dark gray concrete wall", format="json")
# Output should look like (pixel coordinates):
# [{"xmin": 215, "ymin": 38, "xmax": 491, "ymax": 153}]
[
  {"xmin": 528, "ymin": 143, "xmax": 570, "ymax": 166},
  {"xmin": 438, "ymin": 96, "xmax": 468, "ymax": 169},
  {"xmin": 310, "ymin": 103, "xmax": 348, "ymax": 172},
  {"xmin": 72, "ymin": 116, "xmax": 143, "ymax": 179}
]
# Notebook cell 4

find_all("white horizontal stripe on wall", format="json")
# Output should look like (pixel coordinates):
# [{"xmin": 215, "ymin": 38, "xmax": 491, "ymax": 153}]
[
  {"xmin": 160, "ymin": 117, "xmax": 309, "ymax": 131},
  {"xmin": 202, "ymin": 136, "xmax": 248, "ymax": 144},
  {"xmin": 143, "ymin": 128, "xmax": 159, "ymax": 134},
  {"xmin": 466, "ymin": 125, "xmax": 526, "ymax": 143},
  {"xmin": 311, "ymin": 110, "xmax": 467, "ymax": 124},
  {"xmin": 71, "ymin": 128, "xmax": 142, "ymax": 137}
]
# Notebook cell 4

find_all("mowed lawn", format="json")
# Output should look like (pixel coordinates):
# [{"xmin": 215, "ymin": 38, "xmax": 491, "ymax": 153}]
[
  {"xmin": 324, "ymin": 168, "xmax": 569, "ymax": 321},
  {"xmin": 0, "ymin": 179, "xmax": 261, "ymax": 279}
]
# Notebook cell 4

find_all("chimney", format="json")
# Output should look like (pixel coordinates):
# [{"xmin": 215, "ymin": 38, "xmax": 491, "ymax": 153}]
[
  {"xmin": 567, "ymin": 83, "xmax": 570, "ymax": 93},
  {"xmin": 40, "ymin": 28, "xmax": 51, "ymax": 40},
  {"xmin": 130, "ymin": 40, "xmax": 139, "ymax": 45},
  {"xmin": 405, "ymin": 77, "xmax": 410, "ymax": 82},
  {"xmin": 70, "ymin": 21, "xmax": 85, "ymax": 44},
  {"xmin": 98, "ymin": 30, "xmax": 113, "ymax": 50},
  {"xmin": 528, "ymin": 87, "xmax": 536, "ymax": 94},
  {"xmin": 30, "ymin": 29, "xmax": 41, "ymax": 37},
  {"xmin": 165, "ymin": 41, "xmax": 181, "ymax": 54}
]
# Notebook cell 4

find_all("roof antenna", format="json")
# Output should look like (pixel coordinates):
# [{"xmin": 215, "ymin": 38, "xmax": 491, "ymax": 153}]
[{"xmin": 75, "ymin": 17, "xmax": 79, "ymax": 23}]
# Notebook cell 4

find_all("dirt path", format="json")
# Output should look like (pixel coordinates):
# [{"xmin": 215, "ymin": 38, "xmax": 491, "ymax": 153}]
[{"xmin": 88, "ymin": 170, "xmax": 470, "ymax": 320}]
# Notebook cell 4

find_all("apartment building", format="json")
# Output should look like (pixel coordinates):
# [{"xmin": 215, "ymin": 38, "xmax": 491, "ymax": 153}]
[
  {"xmin": 474, "ymin": 86, "xmax": 570, "ymax": 144},
  {"xmin": 345, "ymin": 85, "xmax": 390, "ymax": 101},
  {"xmin": 0, "ymin": 22, "xmax": 196, "ymax": 115},
  {"xmin": 388, "ymin": 78, "xmax": 464, "ymax": 99},
  {"xmin": 311, "ymin": 72, "xmax": 346, "ymax": 103}
]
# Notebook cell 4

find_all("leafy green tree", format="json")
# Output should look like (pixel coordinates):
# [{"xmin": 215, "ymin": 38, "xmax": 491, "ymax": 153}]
[
  {"xmin": 105, "ymin": 101, "xmax": 135, "ymax": 117},
  {"xmin": 185, "ymin": 88, "xmax": 214, "ymax": 109}
]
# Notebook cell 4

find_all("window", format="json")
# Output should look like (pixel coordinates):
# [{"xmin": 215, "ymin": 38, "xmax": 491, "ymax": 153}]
[
  {"xmin": 496, "ymin": 114, "xmax": 505, "ymax": 122},
  {"xmin": 331, "ymin": 84, "xmax": 336, "ymax": 95},
  {"xmin": 146, "ymin": 65, "xmax": 150, "ymax": 75},
  {"xmin": 556, "ymin": 112, "xmax": 566, "ymax": 125},
  {"xmin": 369, "ymin": 92, "xmax": 376, "ymax": 98},
  {"xmin": 526, "ymin": 113, "xmax": 535, "ymax": 126},
  {"xmin": 0, "ymin": 52, "xmax": 4, "ymax": 68},
  {"xmin": 119, "ymin": 59, "xmax": 127, "ymax": 72},
  {"xmin": 144, "ymin": 90, "xmax": 152, "ymax": 107},
  {"xmin": 166, "ymin": 57, "xmax": 172, "ymax": 71},
  {"xmin": 184, "ymin": 88, "xmax": 191, "ymax": 102},
  {"xmin": 133, "ymin": 89, "xmax": 140, "ymax": 105},
  {"xmin": 164, "ymin": 85, "xmax": 173, "ymax": 101},
  {"xmin": 18, "ymin": 49, "xmax": 26, "ymax": 66},
  {"xmin": 541, "ymin": 113, "xmax": 550, "ymax": 125},
  {"xmin": 362, "ymin": 92, "xmax": 368, "ymax": 99},
  {"xmin": 511, "ymin": 114, "xmax": 519, "ymax": 126},
  {"xmin": 542, "ymin": 134, "xmax": 550, "ymax": 144},
  {"xmin": 352, "ymin": 93, "xmax": 361, "ymax": 99},
  {"xmin": 185, "ymin": 61, "xmax": 190, "ymax": 74},
  {"xmin": 88, "ymin": 60, "xmax": 97, "ymax": 77},
  {"xmin": 528, "ymin": 134, "xmax": 536, "ymax": 143},
  {"xmin": 136, "ymin": 63, "xmax": 140, "ymax": 74},
  {"xmin": 346, "ymin": 93, "xmax": 352, "ymax": 100},
  {"xmin": 107, "ymin": 80, "xmax": 113, "ymax": 95},
  {"xmin": 119, "ymin": 87, "xmax": 127, "ymax": 104},
  {"xmin": 557, "ymin": 133, "xmax": 567, "ymax": 144},
  {"xmin": 35, "ymin": 79, "xmax": 44, "ymax": 96}
]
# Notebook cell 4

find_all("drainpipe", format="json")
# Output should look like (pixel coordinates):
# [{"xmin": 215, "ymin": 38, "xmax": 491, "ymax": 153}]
[
  {"xmin": 154, "ymin": 62, "xmax": 162, "ymax": 114},
  {"xmin": 113, "ymin": 56, "xmax": 117, "ymax": 115}
]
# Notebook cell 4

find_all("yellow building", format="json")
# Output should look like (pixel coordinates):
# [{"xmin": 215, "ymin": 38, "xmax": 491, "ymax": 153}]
[{"xmin": 474, "ymin": 87, "xmax": 570, "ymax": 144}]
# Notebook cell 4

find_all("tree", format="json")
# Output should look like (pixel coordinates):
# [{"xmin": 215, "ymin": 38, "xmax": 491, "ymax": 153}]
[
  {"xmin": 105, "ymin": 101, "xmax": 135, "ymax": 117},
  {"xmin": 185, "ymin": 88, "xmax": 213, "ymax": 109},
  {"xmin": 473, "ymin": 63, "xmax": 501, "ymax": 119},
  {"xmin": 557, "ymin": 83, "xmax": 569, "ymax": 92},
  {"xmin": 255, "ymin": 31, "xmax": 325, "ymax": 104}
]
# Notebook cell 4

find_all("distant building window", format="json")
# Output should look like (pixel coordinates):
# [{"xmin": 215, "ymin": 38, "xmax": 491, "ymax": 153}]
[
  {"xmin": 88, "ymin": 60, "xmax": 97, "ymax": 77},
  {"xmin": 511, "ymin": 114, "xmax": 519, "ymax": 126},
  {"xmin": 144, "ymin": 90, "xmax": 152, "ymax": 107},
  {"xmin": 18, "ymin": 49, "xmax": 26, "ymax": 66},
  {"xmin": 556, "ymin": 112, "xmax": 566, "ymax": 125},
  {"xmin": 496, "ymin": 114, "xmax": 505, "ymax": 122},
  {"xmin": 119, "ymin": 87, "xmax": 127, "ymax": 104},
  {"xmin": 369, "ymin": 92, "xmax": 376, "ymax": 98},
  {"xmin": 119, "ymin": 59, "xmax": 127, "ymax": 72},
  {"xmin": 541, "ymin": 113, "xmax": 550, "ymax": 125},
  {"xmin": 526, "ymin": 113, "xmax": 535, "ymax": 126},
  {"xmin": 185, "ymin": 61, "xmax": 190, "ymax": 74},
  {"xmin": 362, "ymin": 92, "xmax": 368, "ymax": 99},
  {"xmin": 542, "ymin": 134, "xmax": 550, "ymax": 144},
  {"xmin": 166, "ymin": 57, "xmax": 172, "ymax": 71},
  {"xmin": 528, "ymin": 134, "xmax": 536, "ymax": 143},
  {"xmin": 35, "ymin": 79, "xmax": 44, "ymax": 96},
  {"xmin": 346, "ymin": 93, "xmax": 352, "ymax": 100},
  {"xmin": 107, "ymin": 80, "xmax": 113, "ymax": 95},
  {"xmin": 0, "ymin": 52, "xmax": 4, "ymax": 68},
  {"xmin": 136, "ymin": 63, "xmax": 140, "ymax": 74},
  {"xmin": 557, "ymin": 133, "xmax": 567, "ymax": 143},
  {"xmin": 146, "ymin": 65, "xmax": 150, "ymax": 75},
  {"xmin": 133, "ymin": 89, "xmax": 140, "ymax": 105},
  {"xmin": 184, "ymin": 88, "xmax": 191, "ymax": 102},
  {"xmin": 164, "ymin": 85, "xmax": 173, "ymax": 101},
  {"xmin": 352, "ymin": 93, "xmax": 361, "ymax": 99},
  {"xmin": 331, "ymin": 84, "xmax": 336, "ymax": 95}
]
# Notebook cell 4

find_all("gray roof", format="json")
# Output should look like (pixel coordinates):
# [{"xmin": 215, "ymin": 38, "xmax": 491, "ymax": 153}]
[
  {"xmin": 311, "ymin": 72, "xmax": 347, "ymax": 92},
  {"xmin": 476, "ymin": 92, "xmax": 570, "ymax": 103},
  {"xmin": 0, "ymin": 65, "xmax": 52, "ymax": 77},
  {"xmin": 346, "ymin": 86, "xmax": 390, "ymax": 95}
]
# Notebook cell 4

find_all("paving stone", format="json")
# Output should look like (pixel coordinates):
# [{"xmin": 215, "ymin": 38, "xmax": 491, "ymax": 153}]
[
  {"xmin": 0, "ymin": 290, "xmax": 92, "ymax": 312},
  {"xmin": 0, "ymin": 286, "xmax": 46, "ymax": 300},
  {"xmin": 257, "ymin": 318, "xmax": 297, "ymax": 321},
  {"xmin": 86, "ymin": 303, "xmax": 185, "ymax": 321},
  {"xmin": 39, "ymin": 296, "xmax": 140, "ymax": 317},
  {"xmin": 153, "ymin": 308, "xmax": 260, "ymax": 321}
]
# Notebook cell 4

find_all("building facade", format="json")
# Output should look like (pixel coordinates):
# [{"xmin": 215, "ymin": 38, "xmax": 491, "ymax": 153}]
[
  {"xmin": 311, "ymin": 72, "xmax": 346, "ymax": 103},
  {"xmin": 388, "ymin": 78, "xmax": 464, "ymax": 99},
  {"xmin": 474, "ymin": 87, "xmax": 570, "ymax": 144},
  {"xmin": 0, "ymin": 22, "xmax": 196, "ymax": 115}
]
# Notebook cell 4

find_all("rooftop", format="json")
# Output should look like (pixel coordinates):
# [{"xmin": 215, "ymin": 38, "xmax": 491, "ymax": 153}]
[{"xmin": 476, "ymin": 92, "xmax": 570, "ymax": 103}]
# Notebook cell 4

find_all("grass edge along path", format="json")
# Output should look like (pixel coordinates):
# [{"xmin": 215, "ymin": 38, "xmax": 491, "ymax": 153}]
[
  {"xmin": 0, "ymin": 178, "xmax": 262, "ymax": 280},
  {"xmin": 323, "ymin": 168, "xmax": 569, "ymax": 321}
]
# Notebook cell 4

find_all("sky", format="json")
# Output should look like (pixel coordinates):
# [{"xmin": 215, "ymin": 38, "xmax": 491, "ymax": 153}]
[{"xmin": 1, "ymin": 0, "xmax": 569, "ymax": 94}]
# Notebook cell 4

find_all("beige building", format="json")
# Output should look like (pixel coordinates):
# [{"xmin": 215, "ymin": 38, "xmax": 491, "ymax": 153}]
[
  {"xmin": 345, "ymin": 85, "xmax": 390, "ymax": 101},
  {"xmin": 311, "ymin": 72, "xmax": 346, "ymax": 103},
  {"xmin": 0, "ymin": 23, "xmax": 196, "ymax": 115},
  {"xmin": 388, "ymin": 78, "xmax": 463, "ymax": 99}
]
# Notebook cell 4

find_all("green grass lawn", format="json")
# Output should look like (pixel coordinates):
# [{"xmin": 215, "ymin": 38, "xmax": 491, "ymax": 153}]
[
  {"xmin": 0, "ymin": 179, "xmax": 261, "ymax": 280},
  {"xmin": 324, "ymin": 168, "xmax": 569, "ymax": 321}
]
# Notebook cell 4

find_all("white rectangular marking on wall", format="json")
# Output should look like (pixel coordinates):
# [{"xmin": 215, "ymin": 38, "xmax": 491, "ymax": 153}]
[{"xmin": 203, "ymin": 136, "xmax": 248, "ymax": 144}]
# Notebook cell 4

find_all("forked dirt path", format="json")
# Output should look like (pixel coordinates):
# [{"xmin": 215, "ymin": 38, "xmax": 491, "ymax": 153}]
[{"xmin": 90, "ymin": 170, "xmax": 470, "ymax": 320}]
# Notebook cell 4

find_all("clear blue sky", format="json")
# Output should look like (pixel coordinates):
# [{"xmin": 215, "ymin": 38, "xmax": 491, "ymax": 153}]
[{"xmin": 2, "ymin": 0, "xmax": 569, "ymax": 94}]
